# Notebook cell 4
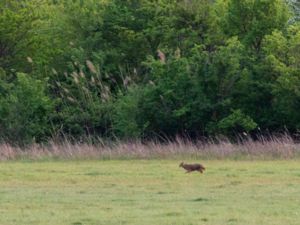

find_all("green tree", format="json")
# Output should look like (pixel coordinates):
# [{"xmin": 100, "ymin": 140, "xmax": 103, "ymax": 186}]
[
  {"xmin": 221, "ymin": 0, "xmax": 290, "ymax": 52},
  {"xmin": 263, "ymin": 25, "xmax": 300, "ymax": 130},
  {"xmin": 0, "ymin": 73, "xmax": 54, "ymax": 143},
  {"xmin": 217, "ymin": 109, "xmax": 257, "ymax": 135},
  {"xmin": 0, "ymin": 1, "xmax": 43, "ymax": 72},
  {"xmin": 112, "ymin": 86, "xmax": 144, "ymax": 139},
  {"xmin": 286, "ymin": 0, "xmax": 300, "ymax": 22}
]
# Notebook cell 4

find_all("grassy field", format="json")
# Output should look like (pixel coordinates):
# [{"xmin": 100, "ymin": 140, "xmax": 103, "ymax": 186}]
[{"xmin": 0, "ymin": 160, "xmax": 300, "ymax": 225}]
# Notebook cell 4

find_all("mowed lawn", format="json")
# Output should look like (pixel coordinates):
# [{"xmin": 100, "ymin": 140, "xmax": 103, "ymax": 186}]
[{"xmin": 0, "ymin": 160, "xmax": 300, "ymax": 225}]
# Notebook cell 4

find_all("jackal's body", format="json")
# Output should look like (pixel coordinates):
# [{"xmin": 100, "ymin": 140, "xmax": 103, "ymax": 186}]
[{"xmin": 179, "ymin": 162, "xmax": 205, "ymax": 173}]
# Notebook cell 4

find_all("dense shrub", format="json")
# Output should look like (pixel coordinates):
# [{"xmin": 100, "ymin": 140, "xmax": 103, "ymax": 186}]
[
  {"xmin": 0, "ymin": 73, "xmax": 54, "ymax": 143},
  {"xmin": 1, "ymin": 0, "xmax": 300, "ymax": 143}
]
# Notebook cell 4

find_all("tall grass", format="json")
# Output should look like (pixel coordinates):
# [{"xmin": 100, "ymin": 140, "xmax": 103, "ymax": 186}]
[{"xmin": 0, "ymin": 134, "xmax": 299, "ymax": 161}]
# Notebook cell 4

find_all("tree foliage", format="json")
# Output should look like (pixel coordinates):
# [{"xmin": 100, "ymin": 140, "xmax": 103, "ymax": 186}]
[{"xmin": 0, "ymin": 0, "xmax": 299, "ymax": 144}]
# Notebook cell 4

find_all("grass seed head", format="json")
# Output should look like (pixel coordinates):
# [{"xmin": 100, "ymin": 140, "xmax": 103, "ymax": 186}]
[
  {"xmin": 86, "ymin": 60, "xmax": 97, "ymax": 74},
  {"xmin": 27, "ymin": 57, "xmax": 33, "ymax": 63}
]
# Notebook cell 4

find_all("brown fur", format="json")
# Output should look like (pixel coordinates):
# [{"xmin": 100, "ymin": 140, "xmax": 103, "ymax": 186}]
[{"xmin": 179, "ymin": 162, "xmax": 205, "ymax": 173}]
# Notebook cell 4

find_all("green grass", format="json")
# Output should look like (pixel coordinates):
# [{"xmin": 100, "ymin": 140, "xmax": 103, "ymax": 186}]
[{"xmin": 1, "ymin": 160, "xmax": 300, "ymax": 225}]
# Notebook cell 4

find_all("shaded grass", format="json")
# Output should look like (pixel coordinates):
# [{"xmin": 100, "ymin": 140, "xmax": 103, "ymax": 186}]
[{"xmin": 1, "ymin": 160, "xmax": 300, "ymax": 225}]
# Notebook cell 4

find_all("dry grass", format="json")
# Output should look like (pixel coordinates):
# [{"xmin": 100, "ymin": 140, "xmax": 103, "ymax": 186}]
[{"xmin": 0, "ymin": 135, "xmax": 299, "ymax": 161}]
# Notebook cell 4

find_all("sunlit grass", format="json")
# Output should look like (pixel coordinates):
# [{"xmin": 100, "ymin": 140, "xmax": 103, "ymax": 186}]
[{"xmin": 0, "ymin": 160, "xmax": 300, "ymax": 225}]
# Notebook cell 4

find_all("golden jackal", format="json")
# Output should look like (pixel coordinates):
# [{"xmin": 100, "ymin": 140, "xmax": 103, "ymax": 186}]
[{"xmin": 179, "ymin": 162, "xmax": 205, "ymax": 173}]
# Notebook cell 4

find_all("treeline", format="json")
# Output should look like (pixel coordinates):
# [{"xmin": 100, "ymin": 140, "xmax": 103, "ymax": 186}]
[{"xmin": 1, "ymin": 0, "xmax": 300, "ymax": 144}]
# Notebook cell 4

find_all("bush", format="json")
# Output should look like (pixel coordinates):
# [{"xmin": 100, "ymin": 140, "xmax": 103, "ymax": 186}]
[
  {"xmin": 112, "ymin": 86, "xmax": 144, "ymax": 139},
  {"xmin": 217, "ymin": 109, "xmax": 257, "ymax": 135},
  {"xmin": 0, "ymin": 73, "xmax": 54, "ymax": 143}
]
